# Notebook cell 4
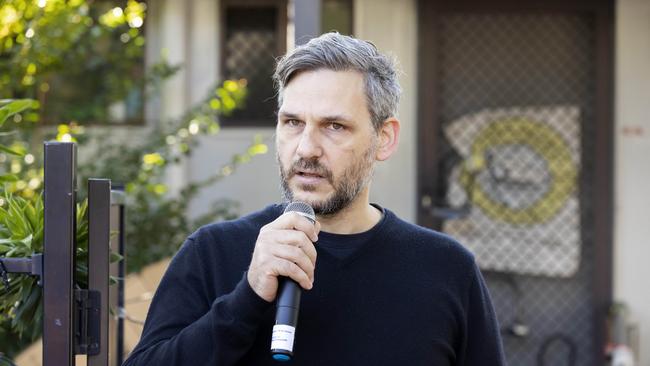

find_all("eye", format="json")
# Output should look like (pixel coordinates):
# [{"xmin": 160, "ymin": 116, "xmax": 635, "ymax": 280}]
[
  {"xmin": 327, "ymin": 122, "xmax": 345, "ymax": 131},
  {"xmin": 285, "ymin": 119, "xmax": 303, "ymax": 127}
]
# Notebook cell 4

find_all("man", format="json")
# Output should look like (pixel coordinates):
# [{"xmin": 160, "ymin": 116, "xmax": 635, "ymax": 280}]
[{"xmin": 124, "ymin": 33, "xmax": 505, "ymax": 365}]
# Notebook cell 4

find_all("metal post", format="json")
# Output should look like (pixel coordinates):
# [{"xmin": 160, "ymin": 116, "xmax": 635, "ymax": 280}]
[
  {"xmin": 43, "ymin": 142, "xmax": 77, "ymax": 366},
  {"xmin": 88, "ymin": 179, "xmax": 111, "ymax": 366},
  {"xmin": 294, "ymin": 0, "xmax": 321, "ymax": 45}
]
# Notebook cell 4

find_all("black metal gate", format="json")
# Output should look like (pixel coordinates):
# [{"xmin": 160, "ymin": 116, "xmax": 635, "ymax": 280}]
[
  {"xmin": 0, "ymin": 143, "xmax": 127, "ymax": 366},
  {"xmin": 417, "ymin": 1, "xmax": 614, "ymax": 365}
]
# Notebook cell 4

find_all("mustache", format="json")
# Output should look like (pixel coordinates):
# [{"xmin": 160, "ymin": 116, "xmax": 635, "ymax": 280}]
[{"xmin": 288, "ymin": 158, "xmax": 333, "ymax": 182}]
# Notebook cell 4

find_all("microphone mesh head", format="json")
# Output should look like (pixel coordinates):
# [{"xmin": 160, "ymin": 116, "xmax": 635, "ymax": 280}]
[{"xmin": 284, "ymin": 201, "xmax": 315, "ymax": 224}]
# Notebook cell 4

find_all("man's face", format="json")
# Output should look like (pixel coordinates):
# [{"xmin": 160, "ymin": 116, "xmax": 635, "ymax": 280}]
[{"xmin": 276, "ymin": 69, "xmax": 378, "ymax": 215}]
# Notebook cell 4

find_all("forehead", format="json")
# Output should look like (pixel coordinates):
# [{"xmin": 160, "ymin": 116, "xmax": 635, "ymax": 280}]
[{"xmin": 279, "ymin": 69, "xmax": 370, "ymax": 121}]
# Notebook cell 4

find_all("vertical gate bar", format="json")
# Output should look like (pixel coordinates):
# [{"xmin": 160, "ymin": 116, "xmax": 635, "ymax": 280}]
[
  {"xmin": 108, "ymin": 203, "xmax": 118, "ymax": 365},
  {"xmin": 110, "ymin": 186, "xmax": 126, "ymax": 366},
  {"xmin": 43, "ymin": 142, "xmax": 76, "ymax": 366},
  {"xmin": 117, "ymin": 202, "xmax": 125, "ymax": 366},
  {"xmin": 118, "ymin": 202, "xmax": 126, "ymax": 366},
  {"xmin": 88, "ymin": 179, "xmax": 111, "ymax": 366}
]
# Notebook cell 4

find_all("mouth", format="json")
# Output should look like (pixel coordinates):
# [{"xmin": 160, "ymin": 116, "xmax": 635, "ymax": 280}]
[
  {"xmin": 295, "ymin": 170, "xmax": 324, "ymax": 178},
  {"xmin": 291, "ymin": 169, "xmax": 329, "ymax": 186}
]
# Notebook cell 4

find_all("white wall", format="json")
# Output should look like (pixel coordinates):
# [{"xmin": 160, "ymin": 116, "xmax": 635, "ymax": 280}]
[
  {"xmin": 354, "ymin": 0, "xmax": 418, "ymax": 221},
  {"xmin": 615, "ymin": 0, "xmax": 650, "ymax": 363}
]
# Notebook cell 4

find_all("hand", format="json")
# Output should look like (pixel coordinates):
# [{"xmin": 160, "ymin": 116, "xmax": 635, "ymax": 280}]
[{"xmin": 247, "ymin": 212, "xmax": 320, "ymax": 302}]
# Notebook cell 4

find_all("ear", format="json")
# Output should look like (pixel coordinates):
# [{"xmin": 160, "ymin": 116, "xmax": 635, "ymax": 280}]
[{"xmin": 375, "ymin": 117, "xmax": 400, "ymax": 161}]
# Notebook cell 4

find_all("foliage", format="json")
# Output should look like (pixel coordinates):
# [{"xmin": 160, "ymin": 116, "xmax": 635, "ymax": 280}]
[
  {"xmin": 1, "ymin": 0, "xmax": 149, "ymax": 124},
  {"xmin": 0, "ymin": 100, "xmax": 39, "ymax": 360},
  {"xmin": 0, "ymin": 99, "xmax": 38, "ymax": 159}
]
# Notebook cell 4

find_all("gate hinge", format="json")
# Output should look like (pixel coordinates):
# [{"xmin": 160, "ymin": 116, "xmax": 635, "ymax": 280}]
[{"xmin": 74, "ymin": 289, "xmax": 101, "ymax": 356}]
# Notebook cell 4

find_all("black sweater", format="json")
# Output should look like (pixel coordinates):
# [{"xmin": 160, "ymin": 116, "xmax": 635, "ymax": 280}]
[{"xmin": 123, "ymin": 204, "xmax": 505, "ymax": 365}]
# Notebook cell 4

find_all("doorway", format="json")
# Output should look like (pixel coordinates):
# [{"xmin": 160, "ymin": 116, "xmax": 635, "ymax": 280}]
[{"xmin": 417, "ymin": 1, "xmax": 614, "ymax": 364}]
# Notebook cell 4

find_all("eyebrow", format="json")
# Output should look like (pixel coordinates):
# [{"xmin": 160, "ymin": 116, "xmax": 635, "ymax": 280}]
[
  {"xmin": 278, "ymin": 112, "xmax": 301, "ymax": 120},
  {"xmin": 278, "ymin": 111, "xmax": 354, "ymax": 123}
]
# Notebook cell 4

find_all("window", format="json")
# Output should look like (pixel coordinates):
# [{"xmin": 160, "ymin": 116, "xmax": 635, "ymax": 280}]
[
  {"xmin": 219, "ymin": 0, "xmax": 354, "ymax": 127},
  {"xmin": 220, "ymin": 0, "xmax": 287, "ymax": 126}
]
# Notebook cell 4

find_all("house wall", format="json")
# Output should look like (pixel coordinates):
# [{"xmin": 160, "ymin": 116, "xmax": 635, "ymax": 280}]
[
  {"xmin": 146, "ymin": 0, "xmax": 649, "ymax": 362},
  {"xmin": 615, "ymin": 0, "xmax": 650, "ymax": 363},
  {"xmin": 354, "ymin": 0, "xmax": 418, "ymax": 221}
]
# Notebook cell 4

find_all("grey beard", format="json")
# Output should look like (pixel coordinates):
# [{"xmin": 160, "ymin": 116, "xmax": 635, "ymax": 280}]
[
  {"xmin": 280, "ymin": 166, "xmax": 366, "ymax": 216},
  {"xmin": 278, "ymin": 149, "xmax": 375, "ymax": 216}
]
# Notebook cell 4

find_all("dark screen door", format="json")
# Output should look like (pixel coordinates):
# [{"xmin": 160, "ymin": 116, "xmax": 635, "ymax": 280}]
[{"xmin": 417, "ymin": 1, "xmax": 614, "ymax": 365}]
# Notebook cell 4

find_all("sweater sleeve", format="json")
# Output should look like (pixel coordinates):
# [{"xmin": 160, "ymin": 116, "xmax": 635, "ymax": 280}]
[
  {"xmin": 458, "ymin": 262, "xmax": 506, "ymax": 366},
  {"xmin": 122, "ymin": 237, "xmax": 273, "ymax": 366}
]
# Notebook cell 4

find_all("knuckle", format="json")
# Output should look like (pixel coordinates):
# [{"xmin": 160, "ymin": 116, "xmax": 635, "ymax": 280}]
[
  {"xmin": 265, "ymin": 265, "xmax": 278, "ymax": 277},
  {"xmin": 279, "ymin": 260, "xmax": 291, "ymax": 274},
  {"xmin": 287, "ymin": 230, "xmax": 302, "ymax": 241},
  {"xmin": 290, "ymin": 262, "xmax": 302, "ymax": 276},
  {"xmin": 290, "ymin": 245, "xmax": 303, "ymax": 257}
]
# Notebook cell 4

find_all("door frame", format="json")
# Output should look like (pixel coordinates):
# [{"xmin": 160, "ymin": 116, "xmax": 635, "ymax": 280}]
[{"xmin": 416, "ymin": 0, "xmax": 614, "ymax": 362}]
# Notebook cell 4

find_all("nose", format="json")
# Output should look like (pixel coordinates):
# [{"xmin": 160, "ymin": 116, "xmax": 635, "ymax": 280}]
[{"xmin": 296, "ymin": 125, "xmax": 323, "ymax": 159}]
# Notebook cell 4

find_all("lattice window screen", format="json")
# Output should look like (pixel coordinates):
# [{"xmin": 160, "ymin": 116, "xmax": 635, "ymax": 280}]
[{"xmin": 223, "ymin": 7, "xmax": 280, "ymax": 124}]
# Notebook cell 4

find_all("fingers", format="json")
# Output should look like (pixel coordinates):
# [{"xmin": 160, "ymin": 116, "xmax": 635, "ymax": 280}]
[
  {"xmin": 247, "ymin": 212, "xmax": 320, "ymax": 302},
  {"xmin": 270, "ymin": 242, "xmax": 315, "ymax": 282},
  {"xmin": 271, "ymin": 258, "xmax": 313, "ymax": 290},
  {"xmin": 265, "ymin": 212, "xmax": 319, "ymax": 242},
  {"xmin": 269, "ymin": 229, "xmax": 317, "ymax": 265},
  {"xmin": 256, "ymin": 229, "xmax": 316, "ymax": 280}
]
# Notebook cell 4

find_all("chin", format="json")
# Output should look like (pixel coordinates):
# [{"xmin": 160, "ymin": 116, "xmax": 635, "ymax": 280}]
[{"xmin": 290, "ymin": 188, "xmax": 330, "ymax": 206}]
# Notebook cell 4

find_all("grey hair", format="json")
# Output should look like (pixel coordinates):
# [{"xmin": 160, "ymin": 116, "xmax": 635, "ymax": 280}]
[{"xmin": 273, "ymin": 32, "xmax": 401, "ymax": 131}]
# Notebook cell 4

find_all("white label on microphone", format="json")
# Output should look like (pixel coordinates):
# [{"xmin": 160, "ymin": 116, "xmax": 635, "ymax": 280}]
[{"xmin": 271, "ymin": 324, "xmax": 296, "ymax": 352}]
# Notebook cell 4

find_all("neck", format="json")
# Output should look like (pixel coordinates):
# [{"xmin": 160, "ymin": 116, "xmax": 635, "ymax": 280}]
[{"xmin": 316, "ymin": 187, "xmax": 383, "ymax": 234}]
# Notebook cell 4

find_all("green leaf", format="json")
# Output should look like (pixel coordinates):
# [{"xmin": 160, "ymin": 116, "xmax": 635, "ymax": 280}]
[
  {"xmin": 110, "ymin": 251, "xmax": 123, "ymax": 263},
  {"xmin": 23, "ymin": 202, "xmax": 39, "ymax": 233},
  {"xmin": 0, "ymin": 206, "xmax": 8, "ymax": 222},
  {"xmin": 0, "ymin": 174, "xmax": 19, "ymax": 183},
  {"xmin": 0, "ymin": 144, "xmax": 25, "ymax": 157},
  {"xmin": 109, "ymin": 276, "xmax": 120, "ymax": 286},
  {"xmin": 19, "ymin": 234, "xmax": 33, "ymax": 248},
  {"xmin": 5, "ymin": 198, "xmax": 28, "ymax": 239},
  {"xmin": 12, "ymin": 283, "xmax": 40, "ymax": 335},
  {"xmin": 0, "ymin": 99, "xmax": 37, "ymax": 127}
]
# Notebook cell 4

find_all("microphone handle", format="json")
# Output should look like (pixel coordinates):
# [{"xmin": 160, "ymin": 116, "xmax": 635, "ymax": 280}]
[
  {"xmin": 271, "ymin": 201, "xmax": 315, "ymax": 362},
  {"xmin": 271, "ymin": 278, "xmax": 301, "ymax": 361}
]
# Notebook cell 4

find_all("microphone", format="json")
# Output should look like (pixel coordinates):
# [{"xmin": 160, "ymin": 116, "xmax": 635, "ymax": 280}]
[{"xmin": 271, "ymin": 202, "xmax": 315, "ymax": 362}]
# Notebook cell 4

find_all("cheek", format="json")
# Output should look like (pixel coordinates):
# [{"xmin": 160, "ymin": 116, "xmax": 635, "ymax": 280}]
[
  {"xmin": 326, "ymin": 146, "xmax": 358, "ymax": 175},
  {"xmin": 276, "ymin": 136, "xmax": 295, "ymax": 159}
]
